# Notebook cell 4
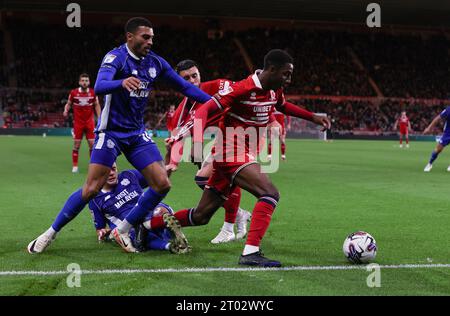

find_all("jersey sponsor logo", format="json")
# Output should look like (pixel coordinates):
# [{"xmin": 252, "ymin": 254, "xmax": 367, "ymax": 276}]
[
  {"xmin": 120, "ymin": 179, "xmax": 130, "ymax": 186},
  {"xmin": 105, "ymin": 195, "xmax": 111, "ymax": 201},
  {"xmin": 107, "ymin": 139, "xmax": 115, "ymax": 149},
  {"xmin": 75, "ymin": 96, "xmax": 94, "ymax": 106},
  {"xmin": 269, "ymin": 90, "xmax": 276, "ymax": 101},
  {"xmin": 148, "ymin": 67, "xmax": 157, "ymax": 78},
  {"xmin": 130, "ymin": 81, "xmax": 150, "ymax": 98},
  {"xmin": 218, "ymin": 86, "xmax": 233, "ymax": 96},
  {"xmin": 103, "ymin": 54, "xmax": 117, "ymax": 64}
]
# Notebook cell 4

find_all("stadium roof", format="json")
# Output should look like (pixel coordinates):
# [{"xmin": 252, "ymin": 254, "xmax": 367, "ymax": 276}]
[{"xmin": 3, "ymin": 0, "xmax": 450, "ymax": 27}]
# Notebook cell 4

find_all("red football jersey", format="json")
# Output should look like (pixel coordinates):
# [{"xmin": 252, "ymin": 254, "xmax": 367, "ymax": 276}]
[
  {"xmin": 68, "ymin": 88, "xmax": 96, "ymax": 124},
  {"xmin": 212, "ymin": 72, "xmax": 286, "ymax": 160},
  {"xmin": 173, "ymin": 79, "xmax": 232, "ymax": 128},
  {"xmin": 398, "ymin": 116, "xmax": 409, "ymax": 130},
  {"xmin": 165, "ymin": 110, "xmax": 176, "ymax": 131}
]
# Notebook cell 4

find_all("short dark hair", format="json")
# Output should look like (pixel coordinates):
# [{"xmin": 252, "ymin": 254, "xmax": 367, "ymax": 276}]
[
  {"xmin": 125, "ymin": 17, "xmax": 152, "ymax": 34},
  {"xmin": 263, "ymin": 49, "xmax": 293, "ymax": 70},
  {"xmin": 79, "ymin": 73, "xmax": 89, "ymax": 79},
  {"xmin": 175, "ymin": 59, "xmax": 199, "ymax": 74}
]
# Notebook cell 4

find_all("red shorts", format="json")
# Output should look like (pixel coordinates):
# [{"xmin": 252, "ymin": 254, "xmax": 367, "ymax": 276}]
[
  {"xmin": 399, "ymin": 128, "xmax": 408, "ymax": 135},
  {"xmin": 73, "ymin": 121, "xmax": 95, "ymax": 140},
  {"xmin": 206, "ymin": 160, "xmax": 257, "ymax": 199}
]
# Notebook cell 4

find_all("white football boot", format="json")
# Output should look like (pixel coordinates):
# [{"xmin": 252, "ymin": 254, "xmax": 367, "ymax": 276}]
[
  {"xmin": 447, "ymin": 166, "xmax": 450, "ymax": 172},
  {"xmin": 72, "ymin": 166, "xmax": 79, "ymax": 173},
  {"xmin": 211, "ymin": 229, "xmax": 235, "ymax": 244},
  {"xmin": 27, "ymin": 232, "xmax": 55, "ymax": 254},
  {"xmin": 236, "ymin": 208, "xmax": 252, "ymax": 240},
  {"xmin": 112, "ymin": 228, "xmax": 137, "ymax": 253},
  {"xmin": 424, "ymin": 163, "xmax": 433, "ymax": 172}
]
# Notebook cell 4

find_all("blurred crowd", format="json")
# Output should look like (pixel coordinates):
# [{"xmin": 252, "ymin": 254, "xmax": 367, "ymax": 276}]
[{"xmin": 2, "ymin": 20, "xmax": 450, "ymax": 132}]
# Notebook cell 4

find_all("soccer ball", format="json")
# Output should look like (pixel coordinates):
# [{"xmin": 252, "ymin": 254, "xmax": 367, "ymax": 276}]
[{"xmin": 343, "ymin": 231, "xmax": 377, "ymax": 264}]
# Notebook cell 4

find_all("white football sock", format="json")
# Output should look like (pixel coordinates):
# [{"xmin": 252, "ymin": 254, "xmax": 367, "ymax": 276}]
[
  {"xmin": 222, "ymin": 222, "xmax": 234, "ymax": 233},
  {"xmin": 243, "ymin": 244, "xmax": 259, "ymax": 256},
  {"xmin": 45, "ymin": 227, "xmax": 57, "ymax": 238},
  {"xmin": 117, "ymin": 220, "xmax": 132, "ymax": 233},
  {"xmin": 143, "ymin": 220, "xmax": 151, "ymax": 230}
]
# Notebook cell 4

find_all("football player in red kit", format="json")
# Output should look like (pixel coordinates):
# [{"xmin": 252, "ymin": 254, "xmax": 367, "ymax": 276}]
[
  {"xmin": 63, "ymin": 73, "xmax": 101, "ymax": 173},
  {"xmin": 149, "ymin": 50, "xmax": 331, "ymax": 267},
  {"xmin": 393, "ymin": 111, "xmax": 411, "ymax": 148},
  {"xmin": 168, "ymin": 60, "xmax": 251, "ymax": 244}
]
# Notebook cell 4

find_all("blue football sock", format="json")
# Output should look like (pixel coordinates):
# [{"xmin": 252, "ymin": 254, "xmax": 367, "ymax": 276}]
[
  {"xmin": 51, "ymin": 189, "xmax": 87, "ymax": 232},
  {"xmin": 124, "ymin": 187, "xmax": 165, "ymax": 226},
  {"xmin": 429, "ymin": 151, "xmax": 439, "ymax": 164}
]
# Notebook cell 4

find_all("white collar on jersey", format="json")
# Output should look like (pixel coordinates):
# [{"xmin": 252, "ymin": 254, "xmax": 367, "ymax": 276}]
[
  {"xmin": 78, "ymin": 87, "xmax": 89, "ymax": 93},
  {"xmin": 251, "ymin": 70, "xmax": 263, "ymax": 89},
  {"xmin": 125, "ymin": 43, "xmax": 143, "ymax": 61}
]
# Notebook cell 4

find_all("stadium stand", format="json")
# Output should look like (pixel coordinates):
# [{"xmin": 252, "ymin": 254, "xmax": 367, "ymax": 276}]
[{"xmin": 2, "ymin": 15, "xmax": 450, "ymax": 133}]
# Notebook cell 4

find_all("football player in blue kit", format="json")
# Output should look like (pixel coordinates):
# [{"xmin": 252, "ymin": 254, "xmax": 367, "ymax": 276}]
[
  {"xmin": 89, "ymin": 163, "xmax": 186, "ymax": 253},
  {"xmin": 423, "ymin": 106, "xmax": 450, "ymax": 172},
  {"xmin": 27, "ymin": 17, "xmax": 210, "ymax": 254}
]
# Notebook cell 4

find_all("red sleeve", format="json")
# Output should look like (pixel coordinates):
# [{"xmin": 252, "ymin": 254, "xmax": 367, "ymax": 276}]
[
  {"xmin": 192, "ymin": 99, "xmax": 222, "ymax": 143},
  {"xmin": 212, "ymin": 80, "xmax": 247, "ymax": 109},
  {"xmin": 68, "ymin": 89, "xmax": 74, "ymax": 102},
  {"xmin": 276, "ymin": 101, "xmax": 314, "ymax": 121}
]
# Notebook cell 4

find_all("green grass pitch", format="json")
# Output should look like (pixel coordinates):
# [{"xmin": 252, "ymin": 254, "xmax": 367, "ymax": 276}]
[{"xmin": 0, "ymin": 135, "xmax": 449, "ymax": 295}]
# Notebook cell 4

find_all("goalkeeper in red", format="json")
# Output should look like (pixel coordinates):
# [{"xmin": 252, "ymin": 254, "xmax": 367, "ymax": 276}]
[{"xmin": 147, "ymin": 49, "xmax": 330, "ymax": 267}]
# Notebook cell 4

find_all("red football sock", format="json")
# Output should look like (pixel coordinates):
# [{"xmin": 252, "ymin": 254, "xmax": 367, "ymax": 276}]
[
  {"xmin": 223, "ymin": 187, "xmax": 241, "ymax": 223},
  {"xmin": 281, "ymin": 143, "xmax": 286, "ymax": 155},
  {"xmin": 246, "ymin": 197, "xmax": 277, "ymax": 247},
  {"xmin": 72, "ymin": 149, "xmax": 79, "ymax": 167},
  {"xmin": 400, "ymin": 138, "xmax": 403, "ymax": 144},
  {"xmin": 268, "ymin": 143, "xmax": 272, "ymax": 155},
  {"xmin": 406, "ymin": 138, "xmax": 409, "ymax": 144}
]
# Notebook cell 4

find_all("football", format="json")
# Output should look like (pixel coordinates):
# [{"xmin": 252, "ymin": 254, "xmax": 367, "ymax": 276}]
[{"xmin": 343, "ymin": 231, "xmax": 377, "ymax": 264}]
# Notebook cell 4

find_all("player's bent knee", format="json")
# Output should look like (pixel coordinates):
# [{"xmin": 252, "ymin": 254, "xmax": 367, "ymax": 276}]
[
  {"xmin": 153, "ymin": 178, "xmax": 171, "ymax": 195},
  {"xmin": 82, "ymin": 185, "xmax": 101, "ymax": 201}
]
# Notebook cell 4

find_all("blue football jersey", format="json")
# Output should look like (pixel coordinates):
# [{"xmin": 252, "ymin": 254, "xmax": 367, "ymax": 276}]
[
  {"xmin": 440, "ymin": 106, "xmax": 450, "ymax": 134},
  {"xmin": 89, "ymin": 170, "xmax": 145, "ymax": 229},
  {"xmin": 95, "ymin": 44, "xmax": 175, "ymax": 137}
]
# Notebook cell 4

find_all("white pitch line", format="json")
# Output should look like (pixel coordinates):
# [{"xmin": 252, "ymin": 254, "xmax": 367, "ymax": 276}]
[{"xmin": 1, "ymin": 264, "xmax": 450, "ymax": 276}]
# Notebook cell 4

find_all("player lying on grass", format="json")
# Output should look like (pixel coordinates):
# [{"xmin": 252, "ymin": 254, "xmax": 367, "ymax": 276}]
[
  {"xmin": 28, "ymin": 163, "xmax": 190, "ymax": 254},
  {"xmin": 166, "ymin": 59, "xmax": 251, "ymax": 244},
  {"xmin": 144, "ymin": 49, "xmax": 331, "ymax": 267},
  {"xmin": 423, "ymin": 106, "xmax": 450, "ymax": 172}
]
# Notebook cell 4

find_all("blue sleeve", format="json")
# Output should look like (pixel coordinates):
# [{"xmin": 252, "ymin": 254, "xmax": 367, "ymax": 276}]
[
  {"xmin": 146, "ymin": 231, "xmax": 170, "ymax": 251},
  {"xmin": 94, "ymin": 52, "xmax": 124, "ymax": 95},
  {"xmin": 158, "ymin": 57, "xmax": 211, "ymax": 104},
  {"xmin": 440, "ymin": 107, "xmax": 450, "ymax": 119},
  {"xmin": 127, "ymin": 169, "xmax": 148, "ymax": 189},
  {"xmin": 89, "ymin": 200, "xmax": 107, "ymax": 230}
]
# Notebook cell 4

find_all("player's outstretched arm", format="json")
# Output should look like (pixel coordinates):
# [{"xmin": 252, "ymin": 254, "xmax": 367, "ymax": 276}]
[
  {"xmin": 158, "ymin": 57, "xmax": 211, "ymax": 104},
  {"xmin": 423, "ymin": 115, "xmax": 441, "ymax": 134},
  {"xmin": 278, "ymin": 101, "xmax": 331, "ymax": 130}
]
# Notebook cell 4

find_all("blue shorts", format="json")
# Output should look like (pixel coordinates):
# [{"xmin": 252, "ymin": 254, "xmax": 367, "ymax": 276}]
[
  {"xmin": 439, "ymin": 134, "xmax": 450, "ymax": 147},
  {"xmin": 90, "ymin": 131, "xmax": 163, "ymax": 170}
]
